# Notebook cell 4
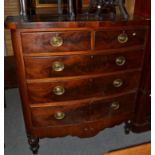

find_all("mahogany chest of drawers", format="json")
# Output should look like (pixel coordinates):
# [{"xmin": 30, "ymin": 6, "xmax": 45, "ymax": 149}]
[{"xmin": 5, "ymin": 16, "xmax": 150, "ymax": 154}]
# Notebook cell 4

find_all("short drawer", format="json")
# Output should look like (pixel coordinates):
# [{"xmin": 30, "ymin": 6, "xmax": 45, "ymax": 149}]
[
  {"xmin": 31, "ymin": 93, "xmax": 136, "ymax": 127},
  {"xmin": 24, "ymin": 50, "xmax": 143, "ymax": 79},
  {"xmin": 27, "ymin": 70, "xmax": 141, "ymax": 103},
  {"xmin": 95, "ymin": 28, "xmax": 147, "ymax": 50},
  {"xmin": 21, "ymin": 31, "xmax": 91, "ymax": 53}
]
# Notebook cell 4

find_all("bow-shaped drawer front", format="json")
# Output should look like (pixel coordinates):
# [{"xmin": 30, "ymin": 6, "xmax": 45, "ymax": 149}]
[
  {"xmin": 24, "ymin": 50, "xmax": 143, "ymax": 79},
  {"xmin": 27, "ymin": 70, "xmax": 141, "ymax": 104},
  {"xmin": 30, "ymin": 93, "xmax": 136, "ymax": 127}
]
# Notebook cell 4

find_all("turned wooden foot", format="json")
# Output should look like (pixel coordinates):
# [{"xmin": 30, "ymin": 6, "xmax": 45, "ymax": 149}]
[
  {"xmin": 124, "ymin": 121, "xmax": 132, "ymax": 134},
  {"xmin": 28, "ymin": 136, "xmax": 39, "ymax": 154}
]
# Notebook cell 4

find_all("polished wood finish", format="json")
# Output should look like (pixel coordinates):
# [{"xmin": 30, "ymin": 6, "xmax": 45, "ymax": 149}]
[
  {"xmin": 24, "ymin": 50, "xmax": 143, "ymax": 79},
  {"xmin": 95, "ymin": 28, "xmax": 147, "ymax": 50},
  {"xmin": 5, "ymin": 0, "xmax": 151, "ymax": 153},
  {"xmin": 10, "ymin": 30, "xmax": 32, "ymax": 134},
  {"xmin": 5, "ymin": 15, "xmax": 150, "ymax": 30},
  {"xmin": 27, "ymin": 71, "xmax": 140, "ymax": 103},
  {"xmin": 104, "ymin": 143, "xmax": 151, "ymax": 155},
  {"xmin": 134, "ymin": 0, "xmax": 151, "ymax": 18},
  {"xmin": 30, "ymin": 112, "xmax": 133, "ymax": 138},
  {"xmin": 21, "ymin": 31, "xmax": 91, "ymax": 53},
  {"xmin": 5, "ymin": 20, "xmax": 150, "ymax": 152},
  {"xmin": 31, "ymin": 93, "xmax": 136, "ymax": 127}
]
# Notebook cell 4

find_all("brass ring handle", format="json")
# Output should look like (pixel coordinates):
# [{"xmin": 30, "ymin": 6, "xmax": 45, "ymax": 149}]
[
  {"xmin": 115, "ymin": 56, "xmax": 126, "ymax": 66},
  {"xmin": 111, "ymin": 102, "xmax": 120, "ymax": 110},
  {"xmin": 52, "ymin": 61, "xmax": 64, "ymax": 72},
  {"xmin": 113, "ymin": 79, "xmax": 123, "ymax": 88},
  {"xmin": 53, "ymin": 86, "xmax": 65, "ymax": 95},
  {"xmin": 54, "ymin": 111, "xmax": 65, "ymax": 120},
  {"xmin": 118, "ymin": 32, "xmax": 128, "ymax": 43},
  {"xmin": 50, "ymin": 36, "xmax": 63, "ymax": 47}
]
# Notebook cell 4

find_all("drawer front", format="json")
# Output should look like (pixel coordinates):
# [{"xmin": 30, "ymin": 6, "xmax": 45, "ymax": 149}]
[
  {"xmin": 31, "ymin": 93, "xmax": 136, "ymax": 127},
  {"xmin": 27, "ymin": 71, "xmax": 141, "ymax": 103},
  {"xmin": 95, "ymin": 29, "xmax": 147, "ymax": 50},
  {"xmin": 24, "ymin": 50, "xmax": 143, "ymax": 79},
  {"xmin": 21, "ymin": 31, "xmax": 91, "ymax": 53}
]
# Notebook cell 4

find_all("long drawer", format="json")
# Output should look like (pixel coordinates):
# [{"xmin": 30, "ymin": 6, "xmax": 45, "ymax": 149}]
[
  {"xmin": 27, "ymin": 70, "xmax": 141, "ymax": 103},
  {"xmin": 31, "ymin": 93, "xmax": 136, "ymax": 127},
  {"xmin": 95, "ymin": 28, "xmax": 147, "ymax": 50},
  {"xmin": 21, "ymin": 31, "xmax": 91, "ymax": 53},
  {"xmin": 24, "ymin": 50, "xmax": 143, "ymax": 79}
]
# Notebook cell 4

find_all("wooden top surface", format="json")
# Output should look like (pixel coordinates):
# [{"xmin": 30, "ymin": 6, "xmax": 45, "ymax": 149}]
[{"xmin": 4, "ymin": 15, "xmax": 150, "ymax": 30}]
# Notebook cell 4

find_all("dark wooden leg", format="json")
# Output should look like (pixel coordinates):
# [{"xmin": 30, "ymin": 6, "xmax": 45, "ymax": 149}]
[
  {"xmin": 124, "ymin": 121, "xmax": 132, "ymax": 134},
  {"xmin": 28, "ymin": 136, "xmax": 39, "ymax": 154}
]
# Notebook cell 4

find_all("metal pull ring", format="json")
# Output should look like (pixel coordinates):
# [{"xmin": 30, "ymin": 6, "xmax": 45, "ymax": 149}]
[
  {"xmin": 54, "ymin": 111, "xmax": 65, "ymax": 120},
  {"xmin": 115, "ymin": 56, "xmax": 126, "ymax": 66},
  {"xmin": 113, "ymin": 79, "xmax": 123, "ymax": 88},
  {"xmin": 111, "ymin": 102, "xmax": 120, "ymax": 110},
  {"xmin": 52, "ymin": 61, "xmax": 64, "ymax": 72},
  {"xmin": 50, "ymin": 36, "xmax": 63, "ymax": 47},
  {"xmin": 53, "ymin": 86, "xmax": 65, "ymax": 95},
  {"xmin": 118, "ymin": 32, "xmax": 128, "ymax": 43}
]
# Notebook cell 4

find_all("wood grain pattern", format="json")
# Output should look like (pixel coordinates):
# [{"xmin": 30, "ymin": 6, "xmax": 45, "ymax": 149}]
[
  {"xmin": 24, "ymin": 50, "xmax": 143, "ymax": 79},
  {"xmin": 31, "ymin": 93, "xmax": 136, "ymax": 127},
  {"xmin": 95, "ymin": 28, "xmax": 147, "ymax": 50},
  {"xmin": 21, "ymin": 31, "xmax": 91, "ymax": 53},
  {"xmin": 5, "ymin": 15, "xmax": 150, "ymax": 30},
  {"xmin": 104, "ymin": 143, "xmax": 151, "ymax": 155},
  {"xmin": 10, "ymin": 30, "xmax": 33, "ymax": 134},
  {"xmin": 5, "ymin": 0, "xmax": 151, "ymax": 153},
  {"xmin": 134, "ymin": 0, "xmax": 151, "ymax": 18},
  {"xmin": 27, "ymin": 70, "xmax": 141, "ymax": 103},
  {"xmin": 30, "ymin": 112, "xmax": 134, "ymax": 138}
]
